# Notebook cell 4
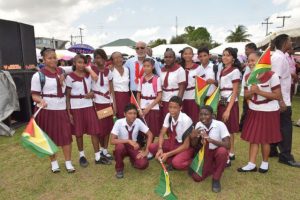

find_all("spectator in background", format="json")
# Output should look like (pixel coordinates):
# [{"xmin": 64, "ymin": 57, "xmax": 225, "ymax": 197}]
[{"xmin": 286, "ymin": 47, "xmax": 298, "ymax": 99}]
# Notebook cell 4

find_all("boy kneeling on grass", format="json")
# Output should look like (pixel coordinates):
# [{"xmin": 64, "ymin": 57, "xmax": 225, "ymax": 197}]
[
  {"xmin": 111, "ymin": 103, "xmax": 154, "ymax": 179},
  {"xmin": 149, "ymin": 96, "xmax": 195, "ymax": 171}
]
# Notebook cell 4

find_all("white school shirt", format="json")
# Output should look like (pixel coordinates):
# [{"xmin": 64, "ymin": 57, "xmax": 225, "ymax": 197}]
[
  {"xmin": 125, "ymin": 56, "xmax": 161, "ymax": 91},
  {"xmin": 91, "ymin": 68, "xmax": 113, "ymax": 104},
  {"xmin": 244, "ymin": 72, "xmax": 280, "ymax": 112},
  {"xmin": 240, "ymin": 66, "xmax": 251, "ymax": 97},
  {"xmin": 137, "ymin": 75, "xmax": 162, "ymax": 110},
  {"xmin": 163, "ymin": 112, "xmax": 193, "ymax": 143},
  {"xmin": 271, "ymin": 50, "xmax": 291, "ymax": 106},
  {"xmin": 65, "ymin": 73, "xmax": 93, "ymax": 109},
  {"xmin": 183, "ymin": 64, "xmax": 205, "ymax": 100},
  {"xmin": 111, "ymin": 118, "xmax": 149, "ymax": 141},
  {"xmin": 219, "ymin": 67, "xmax": 241, "ymax": 102},
  {"xmin": 161, "ymin": 65, "xmax": 186, "ymax": 102},
  {"xmin": 31, "ymin": 72, "xmax": 66, "ymax": 110},
  {"xmin": 200, "ymin": 62, "xmax": 217, "ymax": 97},
  {"xmin": 195, "ymin": 119, "xmax": 230, "ymax": 150},
  {"xmin": 112, "ymin": 66, "xmax": 130, "ymax": 92}
]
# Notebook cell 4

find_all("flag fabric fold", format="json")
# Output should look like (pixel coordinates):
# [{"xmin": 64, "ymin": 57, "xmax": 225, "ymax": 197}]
[
  {"xmin": 21, "ymin": 118, "xmax": 58, "ymax": 158},
  {"xmin": 155, "ymin": 162, "xmax": 177, "ymax": 200},
  {"xmin": 190, "ymin": 142, "xmax": 206, "ymax": 177},
  {"xmin": 205, "ymin": 87, "xmax": 220, "ymax": 113},
  {"xmin": 195, "ymin": 76, "xmax": 210, "ymax": 106},
  {"xmin": 247, "ymin": 46, "xmax": 271, "ymax": 85}
]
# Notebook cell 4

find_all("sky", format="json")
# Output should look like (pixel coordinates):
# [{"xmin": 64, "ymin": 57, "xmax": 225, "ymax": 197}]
[{"xmin": 0, "ymin": 0, "xmax": 300, "ymax": 48}]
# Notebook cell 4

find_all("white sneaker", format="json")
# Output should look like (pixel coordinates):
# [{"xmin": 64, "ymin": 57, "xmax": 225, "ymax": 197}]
[{"xmin": 147, "ymin": 152, "xmax": 154, "ymax": 160}]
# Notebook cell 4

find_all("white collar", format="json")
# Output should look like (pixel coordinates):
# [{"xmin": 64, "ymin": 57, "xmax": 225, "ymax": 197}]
[
  {"xmin": 121, "ymin": 118, "xmax": 137, "ymax": 129},
  {"xmin": 171, "ymin": 111, "xmax": 183, "ymax": 125}
]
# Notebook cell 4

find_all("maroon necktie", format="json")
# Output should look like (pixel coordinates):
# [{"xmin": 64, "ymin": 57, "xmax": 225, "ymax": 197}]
[
  {"xmin": 100, "ymin": 72, "xmax": 104, "ymax": 86},
  {"xmin": 125, "ymin": 125, "xmax": 135, "ymax": 140},
  {"xmin": 163, "ymin": 71, "xmax": 170, "ymax": 88},
  {"xmin": 169, "ymin": 122, "xmax": 178, "ymax": 149},
  {"xmin": 55, "ymin": 73, "xmax": 63, "ymax": 97}
]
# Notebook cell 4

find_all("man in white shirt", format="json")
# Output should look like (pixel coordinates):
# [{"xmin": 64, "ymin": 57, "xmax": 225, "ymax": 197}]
[
  {"xmin": 271, "ymin": 34, "xmax": 300, "ymax": 167},
  {"xmin": 125, "ymin": 41, "xmax": 161, "ymax": 95}
]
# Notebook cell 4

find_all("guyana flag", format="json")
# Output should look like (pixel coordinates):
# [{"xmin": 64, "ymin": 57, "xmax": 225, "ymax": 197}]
[
  {"xmin": 190, "ymin": 142, "xmax": 206, "ymax": 176},
  {"xmin": 130, "ymin": 91, "xmax": 140, "ymax": 109},
  {"xmin": 155, "ymin": 169, "xmax": 177, "ymax": 200},
  {"xmin": 21, "ymin": 118, "xmax": 58, "ymax": 158},
  {"xmin": 205, "ymin": 87, "xmax": 220, "ymax": 113},
  {"xmin": 247, "ymin": 46, "xmax": 271, "ymax": 85},
  {"xmin": 195, "ymin": 76, "xmax": 210, "ymax": 106}
]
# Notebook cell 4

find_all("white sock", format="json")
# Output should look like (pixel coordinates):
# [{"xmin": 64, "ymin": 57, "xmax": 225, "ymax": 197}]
[
  {"xmin": 242, "ymin": 162, "xmax": 256, "ymax": 170},
  {"xmin": 102, "ymin": 149, "xmax": 108, "ymax": 155},
  {"xmin": 51, "ymin": 160, "xmax": 59, "ymax": 170},
  {"xmin": 229, "ymin": 153, "xmax": 235, "ymax": 157},
  {"xmin": 79, "ymin": 151, "xmax": 85, "ymax": 158},
  {"xmin": 65, "ymin": 160, "xmax": 74, "ymax": 169},
  {"xmin": 100, "ymin": 147, "xmax": 104, "ymax": 153},
  {"xmin": 260, "ymin": 161, "xmax": 269, "ymax": 170},
  {"xmin": 227, "ymin": 159, "xmax": 231, "ymax": 164},
  {"xmin": 147, "ymin": 152, "xmax": 153, "ymax": 158},
  {"xmin": 95, "ymin": 151, "xmax": 101, "ymax": 161}
]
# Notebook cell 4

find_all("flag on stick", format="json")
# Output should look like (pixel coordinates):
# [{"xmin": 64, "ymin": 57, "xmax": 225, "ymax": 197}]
[
  {"xmin": 190, "ymin": 142, "xmax": 206, "ymax": 176},
  {"xmin": 195, "ymin": 76, "xmax": 210, "ymax": 106},
  {"xmin": 155, "ymin": 160, "xmax": 178, "ymax": 200},
  {"xmin": 247, "ymin": 46, "xmax": 271, "ymax": 85},
  {"xmin": 205, "ymin": 87, "xmax": 220, "ymax": 113}
]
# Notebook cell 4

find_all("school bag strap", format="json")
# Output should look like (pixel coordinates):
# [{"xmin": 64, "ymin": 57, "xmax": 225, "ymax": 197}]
[
  {"xmin": 181, "ymin": 125, "xmax": 193, "ymax": 143},
  {"xmin": 38, "ymin": 71, "xmax": 46, "ymax": 92}
]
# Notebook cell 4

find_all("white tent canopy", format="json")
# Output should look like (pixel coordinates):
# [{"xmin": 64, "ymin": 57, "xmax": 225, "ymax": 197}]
[
  {"xmin": 101, "ymin": 46, "xmax": 136, "ymax": 56},
  {"xmin": 210, "ymin": 42, "xmax": 248, "ymax": 56},
  {"xmin": 256, "ymin": 27, "xmax": 300, "ymax": 48},
  {"xmin": 152, "ymin": 44, "xmax": 197, "ymax": 58}
]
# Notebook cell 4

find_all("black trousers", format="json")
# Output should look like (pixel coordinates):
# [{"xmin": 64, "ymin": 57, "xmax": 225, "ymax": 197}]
[
  {"xmin": 271, "ymin": 106, "xmax": 294, "ymax": 161},
  {"xmin": 239, "ymin": 98, "xmax": 248, "ymax": 131}
]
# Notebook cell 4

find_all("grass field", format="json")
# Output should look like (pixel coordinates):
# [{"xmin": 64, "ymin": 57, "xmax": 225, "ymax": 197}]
[{"xmin": 1, "ymin": 97, "xmax": 300, "ymax": 200}]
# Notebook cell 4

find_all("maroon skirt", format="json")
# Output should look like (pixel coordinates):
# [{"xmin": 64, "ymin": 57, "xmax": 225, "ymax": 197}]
[
  {"xmin": 183, "ymin": 99, "xmax": 199, "ymax": 125},
  {"xmin": 217, "ymin": 102, "xmax": 239, "ymax": 134},
  {"xmin": 144, "ymin": 109, "xmax": 162, "ymax": 137},
  {"xmin": 95, "ymin": 103, "xmax": 114, "ymax": 138},
  {"xmin": 115, "ymin": 91, "xmax": 130, "ymax": 119},
  {"xmin": 161, "ymin": 101, "xmax": 169, "ymax": 120},
  {"xmin": 35, "ymin": 108, "xmax": 72, "ymax": 146},
  {"xmin": 71, "ymin": 106, "xmax": 101, "ymax": 137},
  {"xmin": 241, "ymin": 109, "xmax": 282, "ymax": 144}
]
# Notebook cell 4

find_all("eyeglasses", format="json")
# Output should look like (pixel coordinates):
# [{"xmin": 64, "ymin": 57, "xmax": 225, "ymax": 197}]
[{"xmin": 135, "ymin": 47, "xmax": 145, "ymax": 50}]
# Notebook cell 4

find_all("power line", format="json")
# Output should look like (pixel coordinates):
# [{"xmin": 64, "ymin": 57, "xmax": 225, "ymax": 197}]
[
  {"xmin": 262, "ymin": 17, "xmax": 273, "ymax": 36},
  {"xmin": 277, "ymin": 15, "xmax": 291, "ymax": 28}
]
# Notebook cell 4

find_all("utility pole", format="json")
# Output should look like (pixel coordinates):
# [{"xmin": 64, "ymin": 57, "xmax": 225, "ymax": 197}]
[
  {"xmin": 262, "ymin": 17, "xmax": 273, "ymax": 36},
  {"xmin": 277, "ymin": 15, "xmax": 291, "ymax": 28},
  {"xmin": 79, "ymin": 27, "xmax": 83, "ymax": 44},
  {"xmin": 70, "ymin": 35, "xmax": 73, "ymax": 45},
  {"xmin": 175, "ymin": 16, "xmax": 178, "ymax": 37},
  {"xmin": 52, "ymin": 37, "xmax": 56, "ymax": 49}
]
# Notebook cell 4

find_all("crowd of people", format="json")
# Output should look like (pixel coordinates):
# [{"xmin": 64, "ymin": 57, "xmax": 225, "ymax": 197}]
[{"xmin": 30, "ymin": 34, "xmax": 300, "ymax": 193}]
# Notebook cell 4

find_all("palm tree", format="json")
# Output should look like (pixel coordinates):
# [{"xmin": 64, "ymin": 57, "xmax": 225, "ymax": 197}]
[{"xmin": 225, "ymin": 25, "xmax": 252, "ymax": 42}]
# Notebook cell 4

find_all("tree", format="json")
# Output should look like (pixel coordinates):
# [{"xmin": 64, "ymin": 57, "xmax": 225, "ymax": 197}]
[
  {"xmin": 148, "ymin": 38, "xmax": 167, "ymax": 48},
  {"xmin": 170, "ymin": 35, "xmax": 186, "ymax": 44},
  {"xmin": 225, "ymin": 25, "xmax": 252, "ymax": 42}
]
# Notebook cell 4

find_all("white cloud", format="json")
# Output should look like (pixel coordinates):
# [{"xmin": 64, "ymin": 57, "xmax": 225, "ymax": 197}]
[
  {"xmin": 131, "ymin": 27, "xmax": 160, "ymax": 41},
  {"xmin": 106, "ymin": 15, "xmax": 118, "ymax": 23}
]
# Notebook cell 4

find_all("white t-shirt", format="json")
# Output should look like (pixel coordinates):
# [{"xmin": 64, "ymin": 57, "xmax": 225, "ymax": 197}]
[
  {"xmin": 200, "ymin": 62, "xmax": 218, "ymax": 97},
  {"xmin": 91, "ymin": 67, "xmax": 113, "ymax": 104},
  {"xmin": 161, "ymin": 65, "xmax": 186, "ymax": 102},
  {"xmin": 65, "ymin": 73, "xmax": 93, "ymax": 109},
  {"xmin": 195, "ymin": 119, "xmax": 230, "ymax": 150},
  {"xmin": 31, "ymin": 71, "xmax": 66, "ymax": 110},
  {"xmin": 244, "ymin": 72, "xmax": 280, "ymax": 111},
  {"xmin": 163, "ymin": 112, "xmax": 193, "ymax": 143},
  {"xmin": 219, "ymin": 67, "xmax": 241, "ymax": 102},
  {"xmin": 111, "ymin": 118, "xmax": 149, "ymax": 141},
  {"xmin": 271, "ymin": 50, "xmax": 291, "ymax": 106},
  {"xmin": 240, "ymin": 66, "xmax": 251, "ymax": 97},
  {"xmin": 137, "ymin": 75, "xmax": 162, "ymax": 110},
  {"xmin": 112, "ymin": 66, "xmax": 130, "ymax": 92},
  {"xmin": 183, "ymin": 65, "xmax": 205, "ymax": 100}
]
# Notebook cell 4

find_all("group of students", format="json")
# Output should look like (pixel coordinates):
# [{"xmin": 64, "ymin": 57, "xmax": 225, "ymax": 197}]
[{"xmin": 30, "ymin": 35, "xmax": 299, "ymax": 193}]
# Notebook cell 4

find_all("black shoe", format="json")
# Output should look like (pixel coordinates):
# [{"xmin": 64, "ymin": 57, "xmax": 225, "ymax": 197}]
[
  {"xmin": 258, "ymin": 168, "xmax": 269, "ymax": 173},
  {"xmin": 167, "ymin": 164, "xmax": 174, "ymax": 171},
  {"xmin": 101, "ymin": 152, "xmax": 114, "ymax": 160},
  {"xmin": 79, "ymin": 156, "xmax": 89, "ymax": 167},
  {"xmin": 278, "ymin": 159, "xmax": 300, "ymax": 168},
  {"xmin": 212, "ymin": 179, "xmax": 221, "ymax": 193},
  {"xmin": 51, "ymin": 168, "xmax": 61, "ymax": 173},
  {"xmin": 237, "ymin": 167, "xmax": 257, "ymax": 172},
  {"xmin": 95, "ymin": 156, "xmax": 112, "ymax": 165},
  {"xmin": 229, "ymin": 155, "xmax": 235, "ymax": 160},
  {"xmin": 116, "ymin": 171, "xmax": 124, "ymax": 179}
]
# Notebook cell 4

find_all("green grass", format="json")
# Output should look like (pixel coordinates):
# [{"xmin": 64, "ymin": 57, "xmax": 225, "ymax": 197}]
[{"xmin": 1, "ymin": 97, "xmax": 300, "ymax": 200}]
